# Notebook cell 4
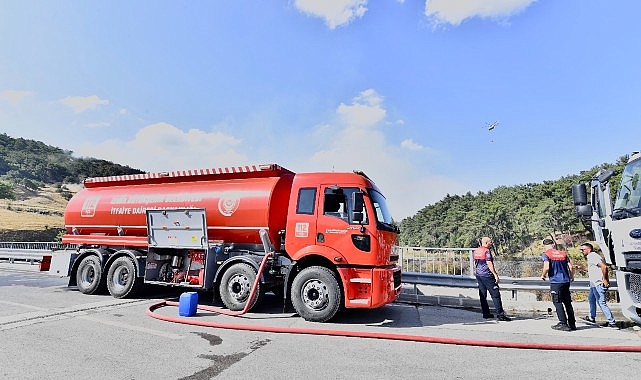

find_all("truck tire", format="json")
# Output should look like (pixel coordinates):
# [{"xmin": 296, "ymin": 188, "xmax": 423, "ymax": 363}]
[
  {"xmin": 291, "ymin": 266, "xmax": 341, "ymax": 322},
  {"xmin": 106, "ymin": 256, "xmax": 142, "ymax": 298},
  {"xmin": 219, "ymin": 263, "xmax": 261, "ymax": 311},
  {"xmin": 76, "ymin": 255, "xmax": 106, "ymax": 295}
]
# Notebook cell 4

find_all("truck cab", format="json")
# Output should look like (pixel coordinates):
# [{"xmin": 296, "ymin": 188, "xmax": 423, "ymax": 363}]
[
  {"xmin": 283, "ymin": 172, "xmax": 401, "ymax": 320},
  {"xmin": 573, "ymin": 151, "xmax": 641, "ymax": 324}
]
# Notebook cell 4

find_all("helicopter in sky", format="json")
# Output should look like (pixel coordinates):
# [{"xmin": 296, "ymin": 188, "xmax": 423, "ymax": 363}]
[{"xmin": 484, "ymin": 121, "xmax": 499, "ymax": 142}]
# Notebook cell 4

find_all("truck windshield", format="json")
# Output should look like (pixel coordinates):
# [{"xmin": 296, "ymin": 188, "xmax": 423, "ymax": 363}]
[
  {"xmin": 613, "ymin": 157, "xmax": 641, "ymax": 218},
  {"xmin": 367, "ymin": 189, "xmax": 396, "ymax": 232}
]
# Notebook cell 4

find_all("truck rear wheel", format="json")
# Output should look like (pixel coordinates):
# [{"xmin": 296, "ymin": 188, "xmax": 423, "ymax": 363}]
[
  {"xmin": 76, "ymin": 255, "xmax": 105, "ymax": 295},
  {"xmin": 219, "ymin": 263, "xmax": 261, "ymax": 311},
  {"xmin": 291, "ymin": 266, "xmax": 341, "ymax": 322},
  {"xmin": 107, "ymin": 256, "xmax": 142, "ymax": 298}
]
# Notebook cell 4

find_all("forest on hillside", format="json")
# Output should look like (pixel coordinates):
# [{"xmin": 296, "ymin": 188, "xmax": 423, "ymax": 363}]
[
  {"xmin": 399, "ymin": 156, "xmax": 629, "ymax": 255},
  {"xmin": 0, "ymin": 133, "xmax": 143, "ymax": 199}
]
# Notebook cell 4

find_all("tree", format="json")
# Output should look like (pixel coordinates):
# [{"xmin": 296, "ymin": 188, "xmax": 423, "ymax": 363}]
[{"xmin": 0, "ymin": 181, "xmax": 14, "ymax": 200}]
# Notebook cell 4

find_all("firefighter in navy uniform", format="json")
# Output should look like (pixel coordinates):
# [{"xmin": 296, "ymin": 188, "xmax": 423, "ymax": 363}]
[
  {"xmin": 540, "ymin": 238, "xmax": 576, "ymax": 331},
  {"xmin": 474, "ymin": 237, "xmax": 511, "ymax": 321}
]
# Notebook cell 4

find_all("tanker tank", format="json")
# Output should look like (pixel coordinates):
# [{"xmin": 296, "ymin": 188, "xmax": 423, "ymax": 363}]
[{"xmin": 63, "ymin": 165, "xmax": 295, "ymax": 246}]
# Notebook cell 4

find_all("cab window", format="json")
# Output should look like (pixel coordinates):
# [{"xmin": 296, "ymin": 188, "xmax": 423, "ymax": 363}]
[
  {"xmin": 296, "ymin": 188, "xmax": 316, "ymax": 215},
  {"xmin": 323, "ymin": 187, "xmax": 366, "ymax": 224},
  {"xmin": 323, "ymin": 191, "xmax": 347, "ymax": 219}
]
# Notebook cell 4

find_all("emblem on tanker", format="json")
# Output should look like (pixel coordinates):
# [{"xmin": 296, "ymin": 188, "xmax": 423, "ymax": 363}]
[
  {"xmin": 218, "ymin": 193, "xmax": 241, "ymax": 217},
  {"xmin": 80, "ymin": 196, "xmax": 100, "ymax": 217}
]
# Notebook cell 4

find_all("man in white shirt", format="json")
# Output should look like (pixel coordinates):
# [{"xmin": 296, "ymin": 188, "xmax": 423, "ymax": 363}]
[{"xmin": 580, "ymin": 242, "xmax": 617, "ymax": 328}]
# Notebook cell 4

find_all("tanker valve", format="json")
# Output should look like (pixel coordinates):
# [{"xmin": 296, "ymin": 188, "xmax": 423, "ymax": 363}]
[
  {"xmin": 171, "ymin": 255, "xmax": 183, "ymax": 268},
  {"xmin": 170, "ymin": 255, "xmax": 183, "ymax": 281}
]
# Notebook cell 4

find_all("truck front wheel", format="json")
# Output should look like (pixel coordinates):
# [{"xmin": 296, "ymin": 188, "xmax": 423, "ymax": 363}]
[
  {"xmin": 219, "ymin": 263, "xmax": 261, "ymax": 311},
  {"xmin": 291, "ymin": 266, "xmax": 341, "ymax": 322},
  {"xmin": 107, "ymin": 256, "xmax": 142, "ymax": 298},
  {"xmin": 76, "ymin": 255, "xmax": 105, "ymax": 295}
]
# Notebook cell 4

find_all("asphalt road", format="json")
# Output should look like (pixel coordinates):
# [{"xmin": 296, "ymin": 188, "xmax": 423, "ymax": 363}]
[{"xmin": 2, "ymin": 262, "xmax": 641, "ymax": 379}]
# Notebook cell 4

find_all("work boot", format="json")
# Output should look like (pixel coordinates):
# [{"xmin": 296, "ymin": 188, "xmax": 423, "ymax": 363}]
[
  {"xmin": 482, "ymin": 313, "xmax": 494, "ymax": 319},
  {"xmin": 551, "ymin": 323, "xmax": 571, "ymax": 331},
  {"xmin": 496, "ymin": 314, "xmax": 512, "ymax": 321}
]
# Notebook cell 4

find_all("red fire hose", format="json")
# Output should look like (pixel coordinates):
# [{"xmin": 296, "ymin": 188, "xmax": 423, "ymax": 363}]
[
  {"xmin": 215, "ymin": 250, "xmax": 272, "ymax": 317},
  {"xmin": 147, "ymin": 251, "xmax": 641, "ymax": 352},
  {"xmin": 146, "ymin": 301, "xmax": 641, "ymax": 352}
]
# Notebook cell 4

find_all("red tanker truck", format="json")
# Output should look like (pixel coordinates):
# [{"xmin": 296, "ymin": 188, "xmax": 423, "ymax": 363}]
[{"xmin": 49, "ymin": 163, "xmax": 402, "ymax": 322}]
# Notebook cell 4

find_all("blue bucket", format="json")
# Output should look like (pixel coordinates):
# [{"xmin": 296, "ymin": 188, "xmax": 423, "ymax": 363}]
[{"xmin": 178, "ymin": 292, "xmax": 198, "ymax": 317}]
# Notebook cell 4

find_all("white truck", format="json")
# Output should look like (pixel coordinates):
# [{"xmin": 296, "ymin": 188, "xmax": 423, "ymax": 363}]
[{"xmin": 572, "ymin": 151, "xmax": 641, "ymax": 325}]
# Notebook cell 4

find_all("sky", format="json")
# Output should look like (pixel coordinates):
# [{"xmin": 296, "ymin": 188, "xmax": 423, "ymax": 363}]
[{"xmin": 1, "ymin": 0, "xmax": 640, "ymax": 220}]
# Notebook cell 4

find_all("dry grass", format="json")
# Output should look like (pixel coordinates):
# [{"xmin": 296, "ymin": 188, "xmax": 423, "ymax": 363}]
[
  {"xmin": 0, "ymin": 207, "xmax": 63, "ymax": 229},
  {"xmin": 0, "ymin": 184, "xmax": 78, "ymax": 230}
]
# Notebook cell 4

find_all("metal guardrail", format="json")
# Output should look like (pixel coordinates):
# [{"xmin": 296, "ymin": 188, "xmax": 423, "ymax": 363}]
[
  {"xmin": 0, "ymin": 249, "xmax": 46, "ymax": 264},
  {"xmin": 398, "ymin": 245, "xmax": 618, "ymax": 295},
  {"xmin": 399, "ymin": 246, "xmax": 474, "ymax": 276},
  {"xmin": 0, "ymin": 242, "xmax": 71, "ymax": 250},
  {"xmin": 401, "ymin": 271, "xmax": 618, "ymax": 292},
  {"xmin": 0, "ymin": 243, "xmax": 78, "ymax": 264}
]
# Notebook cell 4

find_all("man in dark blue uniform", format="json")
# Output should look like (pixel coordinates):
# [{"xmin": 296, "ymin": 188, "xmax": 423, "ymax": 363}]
[
  {"xmin": 540, "ymin": 238, "xmax": 576, "ymax": 331},
  {"xmin": 474, "ymin": 237, "xmax": 511, "ymax": 321}
]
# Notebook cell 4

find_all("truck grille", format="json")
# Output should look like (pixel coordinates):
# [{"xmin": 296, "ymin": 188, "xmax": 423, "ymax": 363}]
[{"xmin": 629, "ymin": 272, "xmax": 641, "ymax": 304}]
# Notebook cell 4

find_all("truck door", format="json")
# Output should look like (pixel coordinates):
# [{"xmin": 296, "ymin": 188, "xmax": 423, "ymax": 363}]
[
  {"xmin": 285, "ymin": 185, "xmax": 364, "ymax": 257},
  {"xmin": 316, "ymin": 185, "xmax": 354, "ymax": 255}
]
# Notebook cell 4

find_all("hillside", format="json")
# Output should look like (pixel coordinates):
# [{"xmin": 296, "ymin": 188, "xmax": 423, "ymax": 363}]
[
  {"xmin": 0, "ymin": 133, "xmax": 143, "ymax": 185},
  {"xmin": 0, "ymin": 133, "xmax": 143, "ymax": 241},
  {"xmin": 0, "ymin": 183, "xmax": 76, "ymax": 240}
]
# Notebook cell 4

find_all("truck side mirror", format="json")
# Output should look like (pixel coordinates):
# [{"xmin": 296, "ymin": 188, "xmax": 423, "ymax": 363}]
[
  {"xmin": 351, "ymin": 191, "xmax": 364, "ymax": 223},
  {"xmin": 572, "ymin": 183, "xmax": 588, "ymax": 206},
  {"xmin": 572, "ymin": 183, "xmax": 594, "ymax": 218}
]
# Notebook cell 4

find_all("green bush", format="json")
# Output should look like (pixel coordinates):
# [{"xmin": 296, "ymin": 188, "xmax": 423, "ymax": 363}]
[{"xmin": 0, "ymin": 181, "xmax": 15, "ymax": 200}]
